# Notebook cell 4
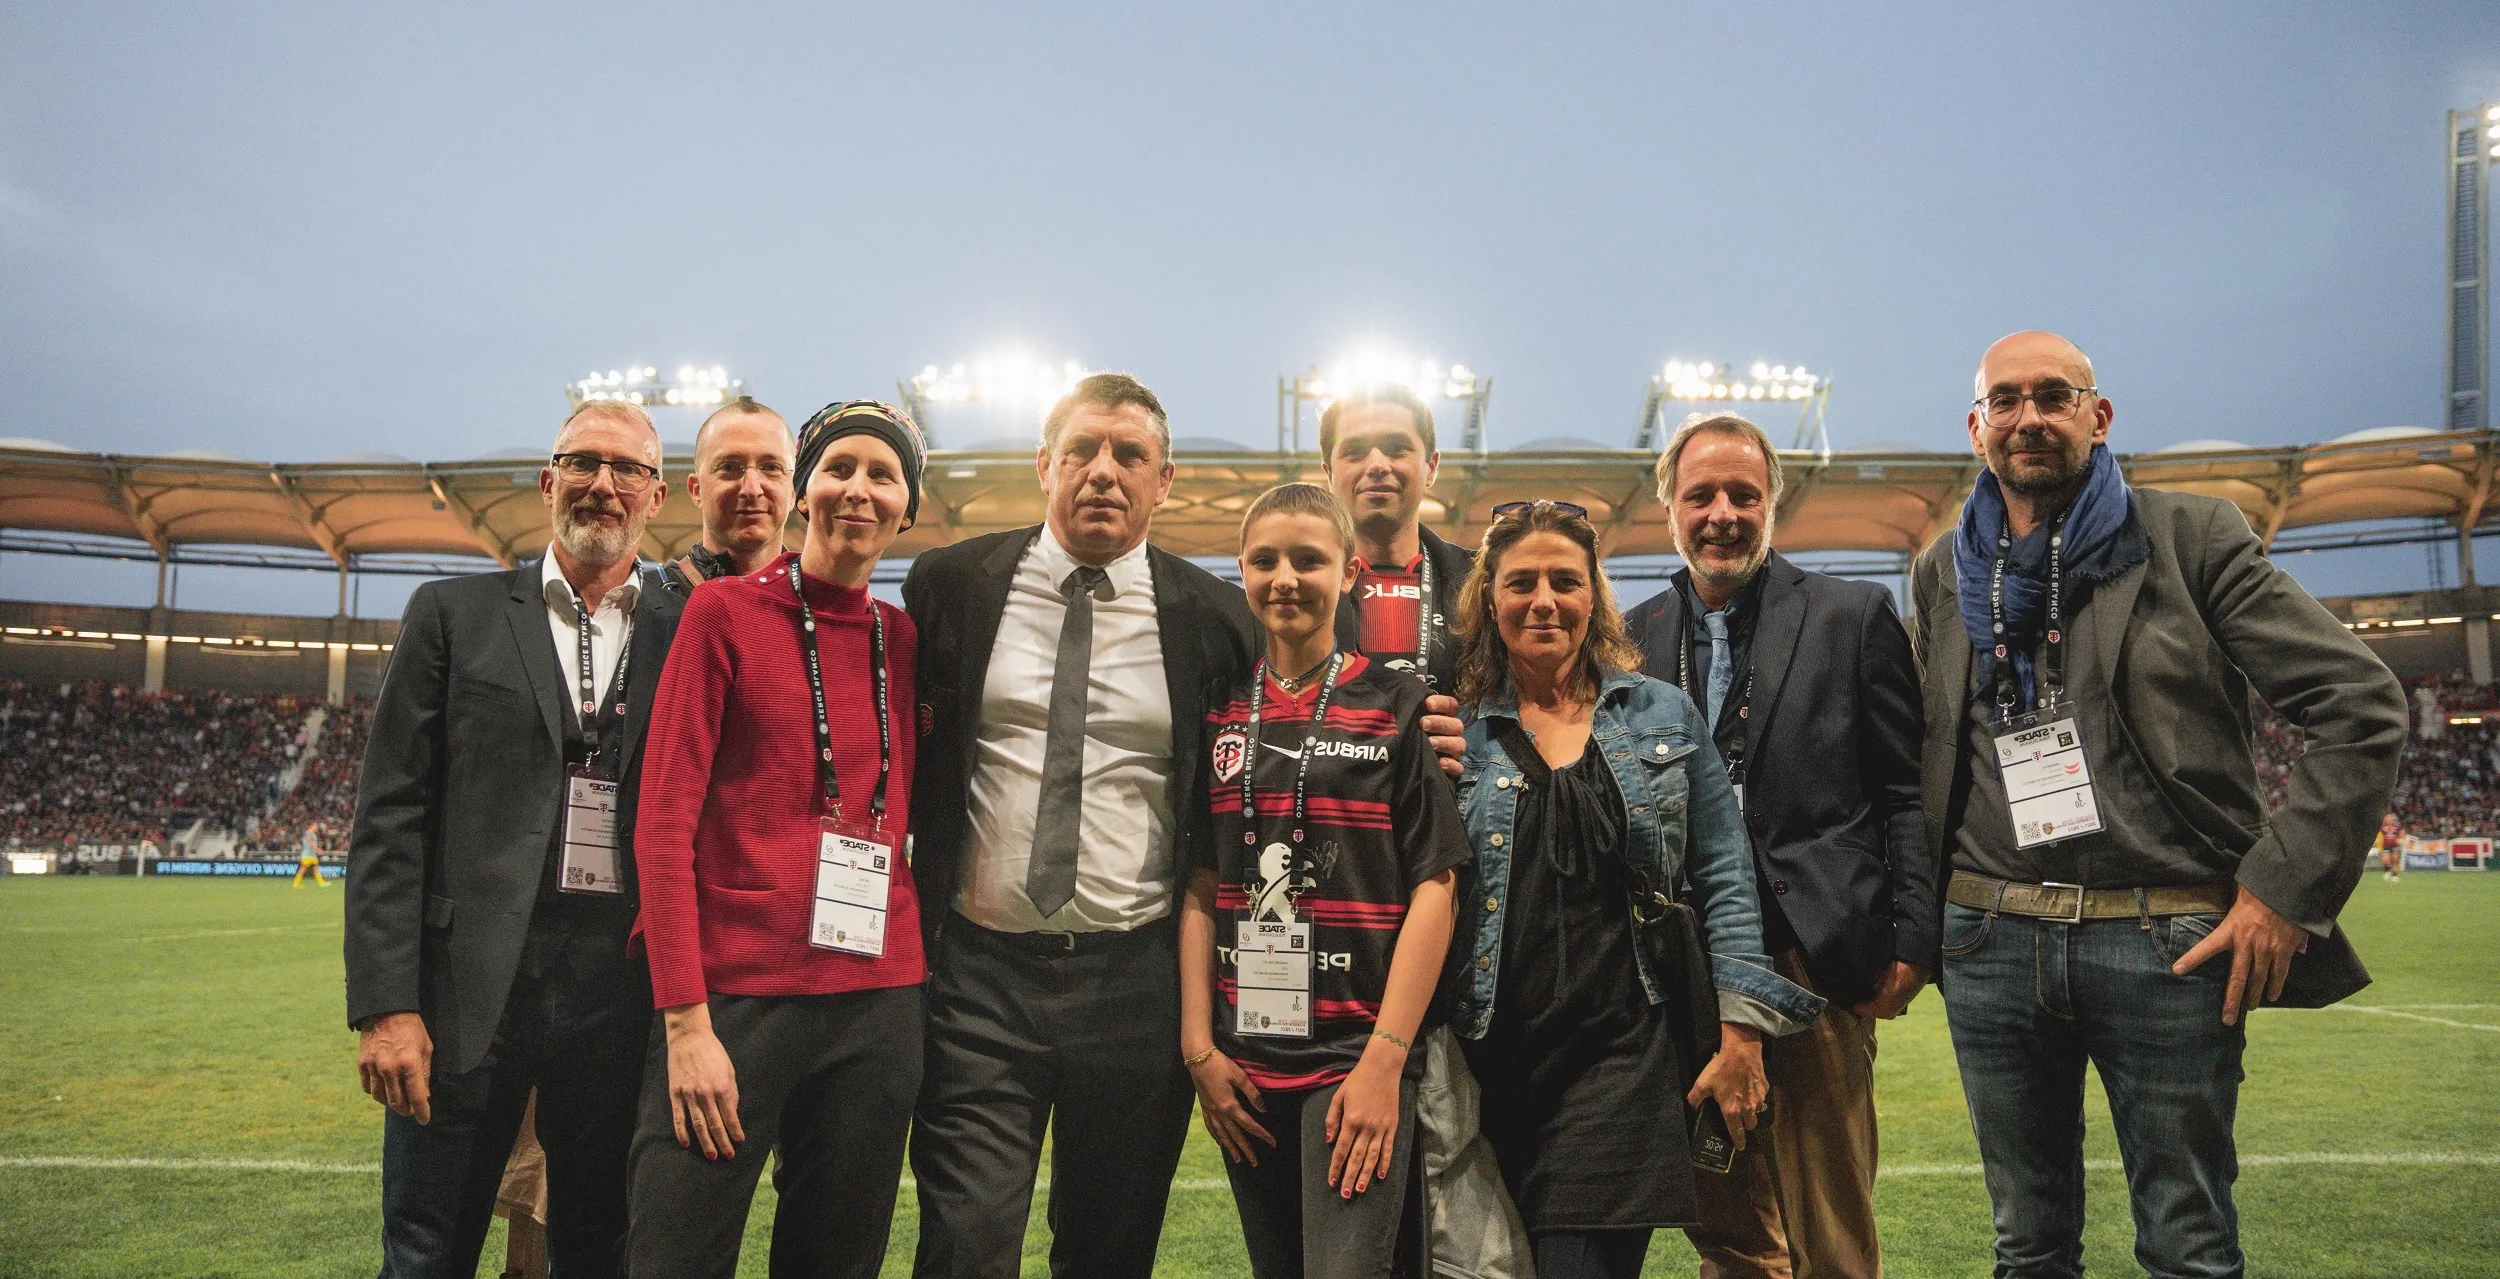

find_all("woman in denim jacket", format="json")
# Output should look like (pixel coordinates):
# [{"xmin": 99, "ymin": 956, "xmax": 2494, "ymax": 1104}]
[{"xmin": 1444, "ymin": 502, "xmax": 1823, "ymax": 1279}]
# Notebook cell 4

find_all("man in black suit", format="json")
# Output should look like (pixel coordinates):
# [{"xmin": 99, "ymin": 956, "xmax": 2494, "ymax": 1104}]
[
  {"xmin": 346, "ymin": 399, "xmax": 681, "ymax": 1277},
  {"xmin": 903, "ymin": 373, "xmax": 1263, "ymax": 1277},
  {"xmin": 1624, "ymin": 412, "xmax": 1932, "ymax": 1279}
]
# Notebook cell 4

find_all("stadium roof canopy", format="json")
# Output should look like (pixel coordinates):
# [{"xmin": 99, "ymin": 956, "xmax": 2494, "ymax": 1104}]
[{"xmin": 3, "ymin": 425, "xmax": 2495, "ymax": 567}]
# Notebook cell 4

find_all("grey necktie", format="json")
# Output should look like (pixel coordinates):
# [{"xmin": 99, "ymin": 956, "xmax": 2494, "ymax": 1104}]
[
  {"xmin": 1703, "ymin": 607, "xmax": 1734, "ymax": 732},
  {"xmin": 1028, "ymin": 563, "xmax": 1109, "ymax": 919}
]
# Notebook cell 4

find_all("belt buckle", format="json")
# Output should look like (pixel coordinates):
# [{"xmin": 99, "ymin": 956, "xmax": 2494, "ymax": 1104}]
[
  {"xmin": 1038, "ymin": 930, "xmax": 1079, "ymax": 952},
  {"xmin": 2038, "ymin": 881, "xmax": 2088, "ymax": 924}
]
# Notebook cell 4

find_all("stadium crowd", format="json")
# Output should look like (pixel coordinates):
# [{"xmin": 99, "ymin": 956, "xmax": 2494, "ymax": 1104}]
[
  {"xmin": 0, "ymin": 680, "xmax": 321, "ymax": 851},
  {"xmin": 261, "ymin": 697, "xmax": 372, "ymax": 851},
  {"xmin": 2251, "ymin": 669, "xmax": 2500, "ymax": 837}
]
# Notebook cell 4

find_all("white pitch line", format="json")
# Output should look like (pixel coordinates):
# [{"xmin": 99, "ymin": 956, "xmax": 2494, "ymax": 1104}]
[
  {"xmin": 2296, "ymin": 1005, "xmax": 2500, "ymax": 1033},
  {"xmin": 131, "ymin": 923, "xmax": 337, "ymax": 942},
  {"xmin": 0, "ymin": 1155, "xmax": 1235, "ymax": 1191},
  {"xmin": 1881, "ymin": 1152, "xmax": 2500, "ymax": 1178},
  {"xmin": 0, "ymin": 1155, "xmax": 380, "ymax": 1174},
  {"xmin": 8, "ymin": 1153, "xmax": 2492, "ymax": 1183}
]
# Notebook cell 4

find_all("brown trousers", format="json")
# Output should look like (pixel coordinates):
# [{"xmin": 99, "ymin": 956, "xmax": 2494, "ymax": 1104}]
[{"xmin": 1685, "ymin": 952, "xmax": 1883, "ymax": 1279}]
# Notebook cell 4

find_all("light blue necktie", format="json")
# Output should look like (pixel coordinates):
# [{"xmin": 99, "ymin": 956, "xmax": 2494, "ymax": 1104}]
[{"xmin": 1702, "ymin": 608, "xmax": 1733, "ymax": 731}]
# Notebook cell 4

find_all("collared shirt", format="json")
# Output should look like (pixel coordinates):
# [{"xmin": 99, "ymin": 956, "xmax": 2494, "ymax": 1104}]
[
  {"xmin": 1678, "ymin": 569, "xmax": 1764, "ymax": 743},
  {"xmin": 539, "ymin": 545, "xmax": 640, "ymax": 732},
  {"xmin": 960, "ymin": 526, "xmax": 1174, "ymax": 933}
]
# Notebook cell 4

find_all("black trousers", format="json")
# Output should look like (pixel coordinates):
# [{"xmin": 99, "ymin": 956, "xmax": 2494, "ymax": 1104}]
[
  {"xmin": 624, "ymin": 985, "xmax": 923, "ymax": 1279},
  {"xmin": 377, "ymin": 909, "xmax": 650, "ymax": 1279},
  {"xmin": 908, "ymin": 914, "xmax": 1196, "ymax": 1278},
  {"xmin": 1224, "ymin": 1077, "xmax": 1419, "ymax": 1279}
]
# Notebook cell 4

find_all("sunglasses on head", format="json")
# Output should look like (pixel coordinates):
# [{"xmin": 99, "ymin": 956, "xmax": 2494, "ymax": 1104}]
[{"xmin": 1489, "ymin": 500, "xmax": 1591, "ymax": 522}]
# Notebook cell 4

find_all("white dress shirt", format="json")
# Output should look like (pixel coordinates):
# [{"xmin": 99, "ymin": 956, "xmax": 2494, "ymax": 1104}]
[
  {"xmin": 539, "ymin": 546, "xmax": 640, "ymax": 729},
  {"xmin": 959, "ymin": 526, "xmax": 1174, "ymax": 933}
]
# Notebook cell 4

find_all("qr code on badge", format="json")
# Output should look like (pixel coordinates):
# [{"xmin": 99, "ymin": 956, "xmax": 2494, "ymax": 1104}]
[{"xmin": 2019, "ymin": 821, "xmax": 2042, "ymax": 841}]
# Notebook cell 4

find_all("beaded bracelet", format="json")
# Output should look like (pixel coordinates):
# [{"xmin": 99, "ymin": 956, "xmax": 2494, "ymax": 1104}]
[{"xmin": 1372, "ymin": 1029, "xmax": 1411, "ymax": 1051}]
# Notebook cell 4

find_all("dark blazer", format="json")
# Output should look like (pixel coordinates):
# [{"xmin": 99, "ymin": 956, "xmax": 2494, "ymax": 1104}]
[
  {"xmin": 1909, "ymin": 488, "xmax": 2406, "ymax": 1006},
  {"xmin": 1625, "ymin": 552, "xmax": 1933, "ymax": 1006},
  {"xmin": 344, "ymin": 561, "xmax": 681, "ymax": 1074},
  {"xmin": 903, "ymin": 525, "xmax": 1261, "ymax": 946},
  {"xmin": 1331, "ymin": 524, "xmax": 1475, "ymax": 694}
]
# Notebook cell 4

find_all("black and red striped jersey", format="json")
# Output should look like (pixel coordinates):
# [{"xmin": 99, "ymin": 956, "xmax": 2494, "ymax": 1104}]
[{"xmin": 1198, "ymin": 653, "xmax": 1471, "ymax": 1091}]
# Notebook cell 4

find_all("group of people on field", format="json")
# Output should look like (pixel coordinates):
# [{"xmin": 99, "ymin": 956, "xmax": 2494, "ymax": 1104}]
[{"xmin": 344, "ymin": 329, "xmax": 2407, "ymax": 1279}]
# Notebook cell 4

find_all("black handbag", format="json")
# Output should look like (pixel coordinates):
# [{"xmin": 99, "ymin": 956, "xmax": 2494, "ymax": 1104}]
[{"xmin": 1625, "ymin": 856, "xmax": 1719, "ymax": 1083}]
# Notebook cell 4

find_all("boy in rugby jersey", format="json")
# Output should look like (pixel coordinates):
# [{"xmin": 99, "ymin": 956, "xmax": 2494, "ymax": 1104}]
[{"xmin": 1180, "ymin": 482, "xmax": 1469, "ymax": 1279}]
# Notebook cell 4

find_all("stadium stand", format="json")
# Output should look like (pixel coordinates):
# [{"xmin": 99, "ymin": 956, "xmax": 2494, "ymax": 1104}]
[
  {"xmin": 261, "ymin": 696, "xmax": 371, "ymax": 852},
  {"xmin": 0, "ymin": 680, "xmax": 321, "ymax": 852},
  {"xmin": 2253, "ymin": 672, "xmax": 2500, "ymax": 838}
]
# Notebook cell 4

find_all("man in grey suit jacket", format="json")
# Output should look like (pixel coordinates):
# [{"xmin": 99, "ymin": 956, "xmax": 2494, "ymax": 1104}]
[
  {"xmin": 346, "ymin": 400, "xmax": 681, "ymax": 1277},
  {"xmin": 1910, "ymin": 331, "xmax": 2405, "ymax": 1278}
]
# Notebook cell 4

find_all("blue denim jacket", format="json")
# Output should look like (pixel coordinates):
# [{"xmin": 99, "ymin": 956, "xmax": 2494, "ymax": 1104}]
[{"xmin": 1451, "ymin": 667, "xmax": 1825, "ymax": 1040}]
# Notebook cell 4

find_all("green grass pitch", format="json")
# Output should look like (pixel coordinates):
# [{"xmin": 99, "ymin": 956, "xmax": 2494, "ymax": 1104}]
[{"xmin": 2, "ymin": 872, "xmax": 2495, "ymax": 1277}]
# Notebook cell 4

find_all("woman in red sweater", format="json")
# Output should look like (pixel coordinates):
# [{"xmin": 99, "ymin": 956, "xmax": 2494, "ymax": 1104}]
[{"xmin": 625, "ymin": 400, "xmax": 929, "ymax": 1278}]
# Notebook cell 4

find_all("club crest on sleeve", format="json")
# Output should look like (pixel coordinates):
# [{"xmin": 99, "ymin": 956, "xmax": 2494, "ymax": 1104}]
[
  {"xmin": 1212, "ymin": 728, "xmax": 1248, "ymax": 784},
  {"xmin": 917, "ymin": 701, "xmax": 936, "ymax": 738}
]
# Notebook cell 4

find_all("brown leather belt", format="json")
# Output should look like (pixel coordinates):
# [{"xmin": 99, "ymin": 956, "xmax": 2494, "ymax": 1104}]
[{"xmin": 1947, "ymin": 870, "xmax": 2233, "ymax": 922}]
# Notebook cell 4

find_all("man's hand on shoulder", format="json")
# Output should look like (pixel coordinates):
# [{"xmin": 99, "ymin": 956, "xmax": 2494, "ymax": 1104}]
[
  {"xmin": 356, "ymin": 1011, "xmax": 433, "ymax": 1124},
  {"xmin": 1422, "ymin": 693, "xmax": 1465, "ymax": 778}
]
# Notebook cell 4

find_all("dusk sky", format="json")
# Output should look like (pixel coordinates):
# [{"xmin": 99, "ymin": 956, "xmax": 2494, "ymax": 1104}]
[{"xmin": 4, "ymin": 3, "xmax": 2498, "ymax": 615}]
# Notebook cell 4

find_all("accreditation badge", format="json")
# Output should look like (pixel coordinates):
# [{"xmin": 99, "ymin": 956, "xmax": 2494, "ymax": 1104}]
[
  {"xmin": 558, "ymin": 766, "xmax": 623, "ymax": 894},
  {"xmin": 1234, "ymin": 918, "xmax": 1313, "ymax": 1038},
  {"xmin": 810, "ymin": 819, "xmax": 893, "ymax": 957},
  {"xmin": 1992, "ymin": 703, "xmax": 2105, "ymax": 849}
]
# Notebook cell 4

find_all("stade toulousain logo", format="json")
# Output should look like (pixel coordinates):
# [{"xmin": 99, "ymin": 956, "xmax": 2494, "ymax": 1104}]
[{"xmin": 1212, "ymin": 728, "xmax": 1248, "ymax": 784}]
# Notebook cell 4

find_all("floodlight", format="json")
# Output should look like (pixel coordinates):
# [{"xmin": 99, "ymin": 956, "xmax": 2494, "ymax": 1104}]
[
  {"xmin": 566, "ymin": 363, "xmax": 745, "ymax": 409},
  {"xmin": 1637, "ymin": 357, "xmax": 1834, "ymax": 451},
  {"xmin": 1278, "ymin": 345, "xmax": 1494, "ymax": 453},
  {"xmin": 896, "ymin": 352, "xmax": 1090, "ymax": 445}
]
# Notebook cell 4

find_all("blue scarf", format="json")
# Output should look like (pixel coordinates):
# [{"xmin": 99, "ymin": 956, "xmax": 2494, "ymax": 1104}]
[{"xmin": 1954, "ymin": 444, "xmax": 2148, "ymax": 709}]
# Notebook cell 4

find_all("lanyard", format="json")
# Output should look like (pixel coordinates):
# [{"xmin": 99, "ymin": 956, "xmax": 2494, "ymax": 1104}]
[
  {"xmin": 1413, "ymin": 552, "xmax": 1436, "ymax": 691},
  {"xmin": 1987, "ymin": 516, "xmax": 2069, "ymax": 718},
  {"xmin": 1675, "ymin": 596, "xmax": 1754, "ymax": 784},
  {"xmin": 789, "ymin": 559, "xmax": 891, "ymax": 830},
  {"xmin": 1240, "ymin": 650, "xmax": 1347, "ymax": 853},
  {"xmin": 561, "ymin": 581, "xmax": 634, "ymax": 768}
]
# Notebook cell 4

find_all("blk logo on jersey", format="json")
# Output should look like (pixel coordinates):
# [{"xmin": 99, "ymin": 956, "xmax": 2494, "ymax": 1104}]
[
  {"xmin": 1361, "ymin": 582, "xmax": 1421, "ymax": 601},
  {"xmin": 1211, "ymin": 728, "xmax": 1248, "ymax": 784}
]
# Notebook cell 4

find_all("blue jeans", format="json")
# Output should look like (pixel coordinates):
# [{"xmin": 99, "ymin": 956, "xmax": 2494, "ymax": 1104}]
[{"xmin": 1940, "ymin": 901, "xmax": 2247, "ymax": 1279}]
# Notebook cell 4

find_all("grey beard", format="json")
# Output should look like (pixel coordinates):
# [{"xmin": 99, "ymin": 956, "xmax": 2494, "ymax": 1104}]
[
  {"xmin": 556, "ymin": 512, "xmax": 634, "ymax": 565},
  {"xmin": 1675, "ymin": 529, "xmax": 1771, "ymax": 593}
]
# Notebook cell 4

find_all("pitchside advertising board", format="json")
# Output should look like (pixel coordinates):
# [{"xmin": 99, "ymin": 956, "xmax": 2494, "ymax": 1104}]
[
  {"xmin": 150, "ymin": 858, "xmax": 346, "ymax": 877},
  {"xmin": 2380, "ymin": 837, "xmax": 2491, "ymax": 871}
]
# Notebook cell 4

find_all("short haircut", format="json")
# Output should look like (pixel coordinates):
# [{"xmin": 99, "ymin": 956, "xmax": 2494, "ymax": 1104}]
[
  {"xmin": 555, "ymin": 400, "xmax": 662, "ymax": 472},
  {"xmin": 1653, "ymin": 412, "xmax": 1782, "ymax": 507},
  {"xmin": 693, "ymin": 396, "xmax": 790, "ymax": 462},
  {"xmin": 1318, "ymin": 385, "xmax": 1437, "ymax": 460},
  {"xmin": 1240, "ymin": 481, "xmax": 1355, "ymax": 553},
  {"xmin": 1041, "ymin": 372, "xmax": 1171, "ymax": 462}
]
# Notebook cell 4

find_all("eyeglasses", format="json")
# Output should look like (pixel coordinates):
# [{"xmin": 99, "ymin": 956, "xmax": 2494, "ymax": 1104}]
[
  {"xmin": 1490, "ymin": 500, "xmax": 1591, "ymax": 522},
  {"xmin": 1973, "ymin": 385, "xmax": 2098, "ymax": 428},
  {"xmin": 707, "ymin": 457, "xmax": 790, "ymax": 482},
  {"xmin": 550, "ymin": 452, "xmax": 662, "ymax": 493}
]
